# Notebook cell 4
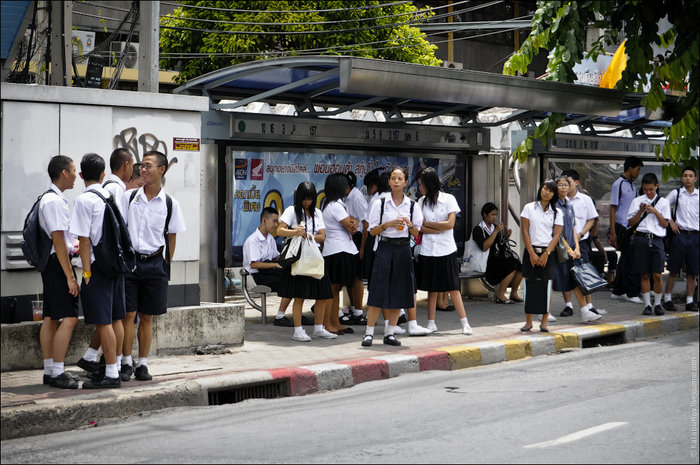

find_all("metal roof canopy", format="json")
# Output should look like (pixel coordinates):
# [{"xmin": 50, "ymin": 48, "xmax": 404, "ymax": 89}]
[{"xmin": 174, "ymin": 56, "xmax": 667, "ymax": 133}]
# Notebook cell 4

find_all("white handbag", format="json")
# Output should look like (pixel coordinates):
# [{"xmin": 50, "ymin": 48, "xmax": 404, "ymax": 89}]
[
  {"xmin": 291, "ymin": 237, "xmax": 325, "ymax": 280},
  {"xmin": 460, "ymin": 237, "xmax": 489, "ymax": 276}
]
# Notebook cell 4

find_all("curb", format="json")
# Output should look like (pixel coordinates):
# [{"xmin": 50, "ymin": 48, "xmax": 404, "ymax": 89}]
[{"xmin": 1, "ymin": 312, "xmax": 697, "ymax": 440}]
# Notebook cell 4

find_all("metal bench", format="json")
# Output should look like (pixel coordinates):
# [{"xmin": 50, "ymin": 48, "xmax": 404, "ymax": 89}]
[
  {"xmin": 458, "ymin": 272, "xmax": 496, "ymax": 299},
  {"xmin": 239, "ymin": 268, "xmax": 272, "ymax": 324}
]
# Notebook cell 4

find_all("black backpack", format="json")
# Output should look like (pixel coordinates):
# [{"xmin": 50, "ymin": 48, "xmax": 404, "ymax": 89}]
[
  {"xmin": 89, "ymin": 190, "xmax": 137, "ymax": 277},
  {"xmin": 129, "ymin": 189, "xmax": 173, "ymax": 277},
  {"xmin": 21, "ymin": 190, "xmax": 56, "ymax": 272}
]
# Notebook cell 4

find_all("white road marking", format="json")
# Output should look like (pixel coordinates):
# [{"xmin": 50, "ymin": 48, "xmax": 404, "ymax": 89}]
[{"xmin": 524, "ymin": 422, "xmax": 628, "ymax": 449}]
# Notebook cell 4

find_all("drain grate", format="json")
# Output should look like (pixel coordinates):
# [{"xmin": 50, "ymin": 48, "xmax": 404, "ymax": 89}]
[
  {"xmin": 208, "ymin": 380, "xmax": 288, "ymax": 405},
  {"xmin": 581, "ymin": 332, "xmax": 625, "ymax": 348}
]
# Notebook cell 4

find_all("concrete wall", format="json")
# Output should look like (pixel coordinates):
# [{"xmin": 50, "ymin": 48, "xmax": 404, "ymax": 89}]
[{"xmin": 0, "ymin": 303, "xmax": 245, "ymax": 371}]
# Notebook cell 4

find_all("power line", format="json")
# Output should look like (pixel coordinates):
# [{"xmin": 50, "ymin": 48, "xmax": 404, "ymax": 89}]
[{"xmin": 160, "ymin": 0, "xmax": 414, "ymax": 14}]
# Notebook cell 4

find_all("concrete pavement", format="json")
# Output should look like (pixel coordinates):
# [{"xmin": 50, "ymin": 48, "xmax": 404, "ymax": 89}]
[{"xmin": 1, "ymin": 282, "xmax": 698, "ymax": 440}]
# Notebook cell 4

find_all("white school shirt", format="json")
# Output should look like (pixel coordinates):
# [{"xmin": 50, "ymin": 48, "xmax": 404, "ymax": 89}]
[
  {"xmin": 119, "ymin": 187, "xmax": 186, "ymax": 254},
  {"xmin": 610, "ymin": 176, "xmax": 637, "ymax": 227},
  {"xmin": 102, "ymin": 174, "xmax": 126, "ymax": 202},
  {"xmin": 418, "ymin": 192, "xmax": 460, "ymax": 257},
  {"xmin": 368, "ymin": 193, "xmax": 424, "ymax": 239},
  {"xmin": 321, "ymin": 200, "xmax": 358, "ymax": 257},
  {"xmin": 242, "ymin": 228, "xmax": 279, "ymax": 274},
  {"xmin": 567, "ymin": 191, "xmax": 598, "ymax": 240},
  {"xmin": 279, "ymin": 206, "xmax": 325, "ymax": 255},
  {"xmin": 70, "ymin": 184, "xmax": 111, "ymax": 266},
  {"xmin": 346, "ymin": 187, "xmax": 368, "ymax": 223},
  {"xmin": 627, "ymin": 194, "xmax": 671, "ymax": 236},
  {"xmin": 38, "ymin": 183, "xmax": 74, "ymax": 256},
  {"xmin": 520, "ymin": 201, "xmax": 564, "ymax": 247},
  {"xmin": 666, "ymin": 187, "xmax": 699, "ymax": 231}
]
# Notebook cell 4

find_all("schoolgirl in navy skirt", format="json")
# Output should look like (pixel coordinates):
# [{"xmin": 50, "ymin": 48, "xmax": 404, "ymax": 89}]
[
  {"xmin": 277, "ymin": 181, "xmax": 334, "ymax": 342},
  {"xmin": 362, "ymin": 166, "xmax": 424, "ymax": 347}
]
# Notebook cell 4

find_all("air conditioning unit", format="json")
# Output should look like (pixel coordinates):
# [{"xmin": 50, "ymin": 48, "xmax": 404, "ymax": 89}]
[
  {"xmin": 110, "ymin": 41, "xmax": 139, "ymax": 69},
  {"xmin": 442, "ymin": 60, "xmax": 463, "ymax": 69},
  {"xmin": 71, "ymin": 30, "xmax": 96, "ymax": 64}
]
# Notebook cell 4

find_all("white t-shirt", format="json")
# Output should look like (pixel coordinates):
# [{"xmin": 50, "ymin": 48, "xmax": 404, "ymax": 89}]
[
  {"xmin": 38, "ymin": 183, "xmax": 74, "ymax": 256},
  {"xmin": 520, "ymin": 201, "xmax": 563, "ymax": 247},
  {"xmin": 321, "ymin": 200, "xmax": 358, "ymax": 257},
  {"xmin": 367, "ymin": 193, "xmax": 424, "ymax": 239},
  {"xmin": 346, "ymin": 187, "xmax": 368, "ymax": 223},
  {"xmin": 242, "ymin": 228, "xmax": 279, "ymax": 273},
  {"xmin": 69, "ymin": 184, "xmax": 111, "ymax": 266},
  {"xmin": 627, "ymin": 194, "xmax": 671, "ymax": 236},
  {"xmin": 418, "ymin": 192, "xmax": 460, "ymax": 257}
]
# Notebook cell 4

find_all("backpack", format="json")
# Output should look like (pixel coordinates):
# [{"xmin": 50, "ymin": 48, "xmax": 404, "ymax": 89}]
[
  {"xmin": 89, "ymin": 190, "xmax": 137, "ymax": 277},
  {"xmin": 129, "ymin": 189, "xmax": 173, "ymax": 277},
  {"xmin": 21, "ymin": 190, "xmax": 56, "ymax": 272}
]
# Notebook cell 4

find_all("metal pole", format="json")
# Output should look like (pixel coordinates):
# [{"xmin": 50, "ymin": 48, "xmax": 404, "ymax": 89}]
[
  {"xmin": 260, "ymin": 293, "xmax": 267, "ymax": 325},
  {"xmin": 139, "ymin": 0, "xmax": 159, "ymax": 92}
]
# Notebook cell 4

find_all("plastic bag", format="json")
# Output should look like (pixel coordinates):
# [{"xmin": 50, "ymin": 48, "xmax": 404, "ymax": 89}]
[
  {"xmin": 460, "ymin": 237, "xmax": 489, "ymax": 276},
  {"xmin": 291, "ymin": 237, "xmax": 325, "ymax": 279},
  {"xmin": 279, "ymin": 236, "xmax": 303, "ymax": 268}
]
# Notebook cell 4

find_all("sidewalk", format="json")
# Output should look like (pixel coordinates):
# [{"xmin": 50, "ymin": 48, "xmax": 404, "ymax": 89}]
[{"xmin": 2, "ymin": 281, "xmax": 698, "ymax": 440}]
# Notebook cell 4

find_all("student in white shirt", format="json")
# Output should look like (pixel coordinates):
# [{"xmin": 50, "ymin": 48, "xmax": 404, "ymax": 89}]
[
  {"xmin": 362, "ymin": 166, "xmax": 424, "ymax": 347},
  {"xmin": 520, "ymin": 180, "xmax": 563, "ymax": 333},
  {"xmin": 70, "ymin": 153, "xmax": 123, "ymax": 388},
  {"xmin": 77, "ymin": 148, "xmax": 133, "ymax": 381},
  {"xmin": 38, "ymin": 155, "xmax": 80, "ymax": 389},
  {"xmin": 322, "ymin": 174, "xmax": 359, "ymax": 335},
  {"xmin": 277, "ymin": 182, "xmax": 334, "ymax": 341},
  {"xmin": 343, "ymin": 171, "xmax": 368, "ymax": 322},
  {"xmin": 627, "ymin": 172, "xmax": 671, "ymax": 316},
  {"xmin": 417, "ymin": 167, "xmax": 472, "ymax": 335},
  {"xmin": 119, "ymin": 150, "xmax": 186, "ymax": 381},
  {"xmin": 663, "ymin": 166, "xmax": 699, "ymax": 312}
]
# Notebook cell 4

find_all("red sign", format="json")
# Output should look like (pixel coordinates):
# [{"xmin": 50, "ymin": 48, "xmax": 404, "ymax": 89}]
[{"xmin": 250, "ymin": 159, "xmax": 264, "ymax": 180}]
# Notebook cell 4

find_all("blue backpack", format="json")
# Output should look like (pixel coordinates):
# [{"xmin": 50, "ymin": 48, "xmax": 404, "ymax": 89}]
[
  {"xmin": 89, "ymin": 190, "xmax": 137, "ymax": 277},
  {"xmin": 21, "ymin": 190, "xmax": 55, "ymax": 272}
]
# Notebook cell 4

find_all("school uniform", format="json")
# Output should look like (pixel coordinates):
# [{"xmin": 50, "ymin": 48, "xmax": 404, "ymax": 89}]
[
  {"xmin": 627, "ymin": 194, "xmax": 671, "ymax": 275},
  {"xmin": 611, "ymin": 176, "xmax": 641, "ymax": 297},
  {"xmin": 38, "ymin": 183, "xmax": 79, "ymax": 320},
  {"xmin": 366, "ymin": 194, "xmax": 423, "ymax": 309},
  {"xmin": 102, "ymin": 174, "xmax": 127, "ymax": 320},
  {"xmin": 361, "ymin": 192, "xmax": 386, "ymax": 281},
  {"xmin": 520, "ymin": 201, "xmax": 563, "ymax": 281},
  {"xmin": 417, "ymin": 192, "xmax": 460, "ymax": 292},
  {"xmin": 119, "ymin": 187, "xmax": 186, "ymax": 315},
  {"xmin": 552, "ymin": 198, "xmax": 577, "ymax": 292},
  {"xmin": 666, "ymin": 187, "xmax": 699, "ymax": 276},
  {"xmin": 322, "ymin": 200, "xmax": 359, "ymax": 288},
  {"xmin": 70, "ymin": 184, "xmax": 125, "ymax": 325},
  {"xmin": 346, "ymin": 187, "xmax": 368, "ymax": 276},
  {"xmin": 242, "ymin": 228, "xmax": 282, "ymax": 292},
  {"xmin": 568, "ymin": 191, "xmax": 598, "ymax": 262}
]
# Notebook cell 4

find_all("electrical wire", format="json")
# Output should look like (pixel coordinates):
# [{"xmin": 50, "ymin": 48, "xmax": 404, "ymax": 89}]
[{"xmin": 160, "ymin": 0, "xmax": 413, "ymax": 14}]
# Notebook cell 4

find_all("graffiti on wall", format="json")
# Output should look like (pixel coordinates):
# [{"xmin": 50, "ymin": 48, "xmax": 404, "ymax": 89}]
[{"xmin": 113, "ymin": 127, "xmax": 179, "ymax": 173}]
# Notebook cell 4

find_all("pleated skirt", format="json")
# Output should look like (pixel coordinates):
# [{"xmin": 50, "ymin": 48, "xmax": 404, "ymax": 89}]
[
  {"xmin": 324, "ymin": 251, "xmax": 358, "ymax": 288},
  {"xmin": 367, "ymin": 241, "xmax": 416, "ymax": 309},
  {"xmin": 278, "ymin": 267, "xmax": 333, "ymax": 300},
  {"xmin": 416, "ymin": 253, "xmax": 460, "ymax": 292}
]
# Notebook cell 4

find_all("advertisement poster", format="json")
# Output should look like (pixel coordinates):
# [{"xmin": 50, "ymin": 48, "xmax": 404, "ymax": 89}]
[{"xmin": 231, "ymin": 151, "xmax": 466, "ymax": 265}]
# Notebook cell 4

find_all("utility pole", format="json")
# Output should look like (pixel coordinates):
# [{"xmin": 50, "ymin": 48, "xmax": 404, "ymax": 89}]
[
  {"xmin": 139, "ymin": 0, "xmax": 159, "ymax": 92},
  {"xmin": 49, "ymin": 0, "xmax": 71, "ymax": 86},
  {"xmin": 447, "ymin": 0, "xmax": 454, "ymax": 63}
]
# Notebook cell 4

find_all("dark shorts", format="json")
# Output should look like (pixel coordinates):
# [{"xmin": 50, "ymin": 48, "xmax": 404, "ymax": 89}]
[
  {"xmin": 80, "ymin": 263, "xmax": 125, "ymax": 325},
  {"xmin": 251, "ymin": 266, "xmax": 283, "ymax": 293},
  {"xmin": 667, "ymin": 230, "xmax": 699, "ymax": 276},
  {"xmin": 125, "ymin": 254, "xmax": 168, "ymax": 315},
  {"xmin": 40, "ymin": 254, "xmax": 79, "ymax": 320},
  {"xmin": 579, "ymin": 238, "xmax": 591, "ymax": 263},
  {"xmin": 632, "ymin": 235, "xmax": 665, "ymax": 275}
]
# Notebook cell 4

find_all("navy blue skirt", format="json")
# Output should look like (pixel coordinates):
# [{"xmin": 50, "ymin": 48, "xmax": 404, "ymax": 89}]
[
  {"xmin": 324, "ymin": 251, "xmax": 358, "ymax": 288},
  {"xmin": 417, "ymin": 253, "xmax": 460, "ymax": 292},
  {"xmin": 367, "ymin": 241, "xmax": 416, "ymax": 309},
  {"xmin": 362, "ymin": 235, "xmax": 376, "ymax": 282}
]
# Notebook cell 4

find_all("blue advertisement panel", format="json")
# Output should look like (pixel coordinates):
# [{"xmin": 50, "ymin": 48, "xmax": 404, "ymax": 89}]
[{"xmin": 231, "ymin": 151, "xmax": 466, "ymax": 265}]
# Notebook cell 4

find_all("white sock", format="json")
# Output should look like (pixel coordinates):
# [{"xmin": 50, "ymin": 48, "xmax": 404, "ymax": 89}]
[
  {"xmin": 399, "ymin": 309, "xmax": 406, "ymax": 316},
  {"xmin": 581, "ymin": 303, "xmax": 591, "ymax": 312},
  {"xmin": 314, "ymin": 324, "xmax": 324, "ymax": 332},
  {"xmin": 565, "ymin": 302, "xmax": 573, "ymax": 309},
  {"xmin": 688, "ymin": 296, "xmax": 695, "ymax": 304},
  {"xmin": 52, "ymin": 361, "xmax": 65, "ymax": 377},
  {"xmin": 460, "ymin": 317, "xmax": 469, "ymax": 329},
  {"xmin": 117, "ymin": 355, "xmax": 122, "ymax": 368},
  {"xmin": 653, "ymin": 292, "xmax": 662, "ymax": 306},
  {"xmin": 352, "ymin": 307, "xmax": 364, "ymax": 316},
  {"xmin": 408, "ymin": 320, "xmax": 418, "ymax": 330},
  {"xmin": 83, "ymin": 347, "xmax": 99, "ymax": 362},
  {"xmin": 136, "ymin": 357, "xmax": 148, "ymax": 368},
  {"xmin": 123, "ymin": 355, "xmax": 133, "ymax": 367},
  {"xmin": 365, "ymin": 326, "xmax": 375, "ymax": 337},
  {"xmin": 276, "ymin": 311, "xmax": 286, "ymax": 319},
  {"xmin": 386, "ymin": 325, "xmax": 396, "ymax": 336},
  {"xmin": 294, "ymin": 326, "xmax": 305, "ymax": 336},
  {"xmin": 43, "ymin": 358, "xmax": 54, "ymax": 375},
  {"xmin": 339, "ymin": 309, "xmax": 345, "ymax": 317},
  {"xmin": 106, "ymin": 363, "xmax": 119, "ymax": 379},
  {"xmin": 642, "ymin": 292, "xmax": 651, "ymax": 306},
  {"xmin": 664, "ymin": 293, "xmax": 673, "ymax": 302},
  {"xmin": 428, "ymin": 319, "xmax": 435, "ymax": 326}
]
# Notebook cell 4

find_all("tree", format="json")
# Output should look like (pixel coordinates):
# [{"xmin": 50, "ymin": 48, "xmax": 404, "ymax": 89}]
[
  {"xmin": 159, "ymin": 1, "xmax": 440, "ymax": 85},
  {"xmin": 503, "ymin": 0, "xmax": 699, "ymax": 179}
]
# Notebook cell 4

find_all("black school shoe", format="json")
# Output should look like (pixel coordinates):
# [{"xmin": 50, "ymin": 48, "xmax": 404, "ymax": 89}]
[
  {"xmin": 134, "ymin": 365, "xmax": 153, "ymax": 381},
  {"xmin": 50, "ymin": 372, "xmax": 78, "ymax": 389},
  {"xmin": 686, "ymin": 302, "xmax": 699, "ymax": 312},
  {"xmin": 77, "ymin": 357, "xmax": 100, "ymax": 373},
  {"xmin": 642, "ymin": 305, "xmax": 653, "ymax": 315},
  {"xmin": 654, "ymin": 304, "xmax": 665, "ymax": 315},
  {"xmin": 83, "ymin": 376, "xmax": 121, "ymax": 389},
  {"xmin": 120, "ymin": 363, "xmax": 134, "ymax": 381},
  {"xmin": 273, "ymin": 316, "xmax": 294, "ymax": 327},
  {"xmin": 663, "ymin": 300, "xmax": 677, "ymax": 312},
  {"xmin": 383, "ymin": 335, "xmax": 401, "ymax": 346},
  {"xmin": 559, "ymin": 307, "xmax": 574, "ymax": 317}
]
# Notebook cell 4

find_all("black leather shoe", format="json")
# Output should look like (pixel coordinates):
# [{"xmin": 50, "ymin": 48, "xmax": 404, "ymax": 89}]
[
  {"xmin": 77, "ymin": 357, "xmax": 100, "ymax": 373},
  {"xmin": 50, "ymin": 372, "xmax": 78, "ymax": 389},
  {"xmin": 654, "ymin": 304, "xmax": 665, "ymax": 315},
  {"xmin": 383, "ymin": 335, "xmax": 401, "ymax": 346},
  {"xmin": 686, "ymin": 302, "xmax": 698, "ymax": 312},
  {"xmin": 43, "ymin": 374, "xmax": 51, "ymax": 385},
  {"xmin": 397, "ymin": 314, "xmax": 408, "ymax": 324},
  {"xmin": 663, "ymin": 300, "xmax": 677, "ymax": 312},
  {"xmin": 301, "ymin": 315, "xmax": 314, "ymax": 326},
  {"xmin": 134, "ymin": 365, "xmax": 152, "ymax": 381},
  {"xmin": 83, "ymin": 376, "xmax": 121, "ymax": 389},
  {"xmin": 642, "ymin": 305, "xmax": 653, "ymax": 315},
  {"xmin": 361, "ymin": 335, "xmax": 373, "ymax": 347},
  {"xmin": 120, "ymin": 363, "xmax": 133, "ymax": 381},
  {"xmin": 559, "ymin": 307, "xmax": 574, "ymax": 317},
  {"xmin": 273, "ymin": 316, "xmax": 293, "ymax": 327}
]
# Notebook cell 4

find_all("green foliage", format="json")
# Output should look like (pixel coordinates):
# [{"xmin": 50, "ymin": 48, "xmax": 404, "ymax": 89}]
[
  {"xmin": 504, "ymin": 0, "xmax": 699, "ymax": 178},
  {"xmin": 159, "ymin": 1, "xmax": 440, "ymax": 84}
]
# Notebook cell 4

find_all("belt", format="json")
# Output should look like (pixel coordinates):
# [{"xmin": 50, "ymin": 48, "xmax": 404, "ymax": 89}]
[
  {"xmin": 635, "ymin": 232, "xmax": 663, "ymax": 240},
  {"xmin": 532, "ymin": 246, "xmax": 548, "ymax": 254},
  {"xmin": 679, "ymin": 229, "xmax": 699, "ymax": 235},
  {"xmin": 135, "ymin": 247, "xmax": 164, "ymax": 261},
  {"xmin": 380, "ymin": 237, "xmax": 410, "ymax": 246}
]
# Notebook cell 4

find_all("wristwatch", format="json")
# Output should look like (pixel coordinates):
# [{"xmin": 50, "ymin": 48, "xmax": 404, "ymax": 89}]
[{"xmin": 82, "ymin": 271, "xmax": 92, "ymax": 278}]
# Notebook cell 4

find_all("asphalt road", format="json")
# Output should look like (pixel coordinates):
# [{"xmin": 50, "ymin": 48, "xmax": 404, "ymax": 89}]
[{"xmin": 2, "ymin": 331, "xmax": 698, "ymax": 464}]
